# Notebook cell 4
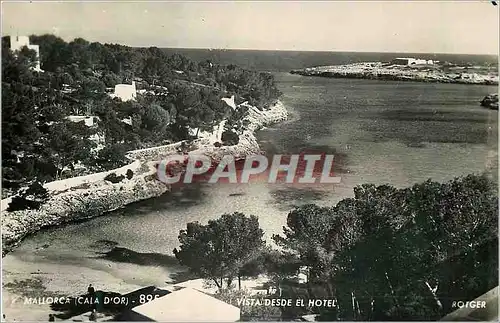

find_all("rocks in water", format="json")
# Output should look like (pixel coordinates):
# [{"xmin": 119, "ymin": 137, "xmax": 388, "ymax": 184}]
[{"xmin": 480, "ymin": 94, "xmax": 499, "ymax": 110}]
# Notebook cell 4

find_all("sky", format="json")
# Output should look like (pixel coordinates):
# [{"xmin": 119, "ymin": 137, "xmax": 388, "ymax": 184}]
[{"xmin": 1, "ymin": 1, "xmax": 499, "ymax": 55}]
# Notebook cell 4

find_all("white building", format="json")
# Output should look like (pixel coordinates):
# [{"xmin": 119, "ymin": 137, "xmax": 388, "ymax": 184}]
[
  {"xmin": 392, "ymin": 57, "xmax": 433, "ymax": 66},
  {"xmin": 66, "ymin": 115, "xmax": 99, "ymax": 127},
  {"xmin": 221, "ymin": 95, "xmax": 237, "ymax": 110},
  {"xmin": 10, "ymin": 35, "xmax": 42, "ymax": 72},
  {"xmin": 110, "ymin": 81, "xmax": 137, "ymax": 101}
]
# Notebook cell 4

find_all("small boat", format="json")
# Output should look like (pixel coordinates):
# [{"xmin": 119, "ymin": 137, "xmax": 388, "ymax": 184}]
[{"xmin": 480, "ymin": 94, "xmax": 498, "ymax": 110}]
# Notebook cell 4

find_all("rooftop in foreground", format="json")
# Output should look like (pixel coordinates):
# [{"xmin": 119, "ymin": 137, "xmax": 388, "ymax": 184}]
[
  {"xmin": 440, "ymin": 286, "xmax": 498, "ymax": 321},
  {"xmin": 127, "ymin": 287, "xmax": 241, "ymax": 322}
]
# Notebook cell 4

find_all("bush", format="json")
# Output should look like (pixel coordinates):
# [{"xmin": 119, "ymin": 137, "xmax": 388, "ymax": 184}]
[
  {"xmin": 221, "ymin": 130, "xmax": 239, "ymax": 146},
  {"xmin": 104, "ymin": 173, "xmax": 125, "ymax": 184},
  {"xmin": 126, "ymin": 169, "xmax": 134, "ymax": 180},
  {"xmin": 7, "ymin": 181, "xmax": 49, "ymax": 212},
  {"xmin": 94, "ymin": 144, "xmax": 128, "ymax": 171},
  {"xmin": 213, "ymin": 142, "xmax": 222, "ymax": 148},
  {"xmin": 25, "ymin": 181, "xmax": 49, "ymax": 197},
  {"xmin": 274, "ymin": 173, "xmax": 498, "ymax": 321}
]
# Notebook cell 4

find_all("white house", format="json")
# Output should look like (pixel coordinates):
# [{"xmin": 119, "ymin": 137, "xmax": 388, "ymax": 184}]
[
  {"xmin": 66, "ymin": 115, "xmax": 99, "ymax": 127},
  {"xmin": 10, "ymin": 35, "xmax": 42, "ymax": 72},
  {"xmin": 187, "ymin": 96, "xmax": 237, "ymax": 142},
  {"xmin": 110, "ymin": 81, "xmax": 137, "ymax": 101}
]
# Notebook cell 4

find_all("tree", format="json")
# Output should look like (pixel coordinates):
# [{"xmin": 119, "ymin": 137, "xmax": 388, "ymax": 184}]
[
  {"xmin": 272, "ymin": 204, "xmax": 340, "ymax": 281},
  {"xmin": 275, "ymin": 174, "xmax": 497, "ymax": 321},
  {"xmin": 2, "ymin": 33, "xmax": 283, "ymax": 194},
  {"xmin": 18, "ymin": 46, "xmax": 39, "ymax": 70},
  {"xmin": 30, "ymin": 34, "xmax": 70, "ymax": 71},
  {"xmin": 93, "ymin": 144, "xmax": 128, "ymax": 171},
  {"xmin": 225, "ymin": 105, "xmax": 249, "ymax": 135},
  {"xmin": 2, "ymin": 43, "xmax": 34, "ymax": 83},
  {"xmin": 102, "ymin": 72, "xmax": 121, "ymax": 87},
  {"xmin": 143, "ymin": 104, "xmax": 170, "ymax": 132},
  {"xmin": 174, "ymin": 212, "xmax": 265, "ymax": 290},
  {"xmin": 7, "ymin": 181, "xmax": 49, "ymax": 211},
  {"xmin": 43, "ymin": 121, "xmax": 96, "ymax": 178},
  {"xmin": 221, "ymin": 130, "xmax": 239, "ymax": 146},
  {"xmin": 73, "ymin": 76, "xmax": 106, "ymax": 115}
]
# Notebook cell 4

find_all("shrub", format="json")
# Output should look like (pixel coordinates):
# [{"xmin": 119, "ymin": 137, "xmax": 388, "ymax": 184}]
[
  {"xmin": 7, "ymin": 181, "xmax": 49, "ymax": 212},
  {"xmin": 221, "ymin": 130, "xmax": 239, "ymax": 146},
  {"xmin": 104, "ymin": 173, "xmax": 125, "ymax": 184},
  {"xmin": 126, "ymin": 169, "xmax": 134, "ymax": 180},
  {"xmin": 94, "ymin": 144, "xmax": 128, "ymax": 171}
]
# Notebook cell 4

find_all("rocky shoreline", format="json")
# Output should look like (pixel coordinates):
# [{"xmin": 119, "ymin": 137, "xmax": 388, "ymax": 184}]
[
  {"xmin": 1, "ymin": 100, "xmax": 288, "ymax": 256},
  {"xmin": 291, "ymin": 62, "xmax": 499, "ymax": 85},
  {"xmin": 480, "ymin": 93, "xmax": 499, "ymax": 110}
]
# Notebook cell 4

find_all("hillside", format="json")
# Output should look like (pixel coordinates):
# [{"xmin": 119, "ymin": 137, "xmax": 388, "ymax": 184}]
[{"xmin": 1, "ymin": 35, "xmax": 282, "ymax": 196}]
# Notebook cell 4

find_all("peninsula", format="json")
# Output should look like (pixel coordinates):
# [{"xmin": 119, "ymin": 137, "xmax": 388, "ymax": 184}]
[{"xmin": 290, "ymin": 58, "xmax": 498, "ymax": 85}]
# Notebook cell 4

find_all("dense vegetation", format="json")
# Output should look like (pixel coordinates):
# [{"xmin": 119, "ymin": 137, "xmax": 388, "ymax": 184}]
[
  {"xmin": 175, "ymin": 174, "xmax": 498, "ymax": 321},
  {"xmin": 174, "ymin": 212, "xmax": 266, "ymax": 290},
  {"xmin": 2, "ymin": 35, "xmax": 281, "ymax": 196}
]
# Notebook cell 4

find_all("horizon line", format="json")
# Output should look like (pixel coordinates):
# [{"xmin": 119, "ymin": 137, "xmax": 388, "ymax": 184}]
[
  {"xmin": 3, "ymin": 34, "xmax": 498, "ymax": 57},
  {"xmin": 156, "ymin": 46, "xmax": 500, "ymax": 57}
]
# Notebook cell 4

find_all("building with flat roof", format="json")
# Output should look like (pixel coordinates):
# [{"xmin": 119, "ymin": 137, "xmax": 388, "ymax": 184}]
[
  {"xmin": 111, "ymin": 81, "xmax": 137, "ymax": 101},
  {"xmin": 66, "ymin": 115, "xmax": 99, "ymax": 127}
]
